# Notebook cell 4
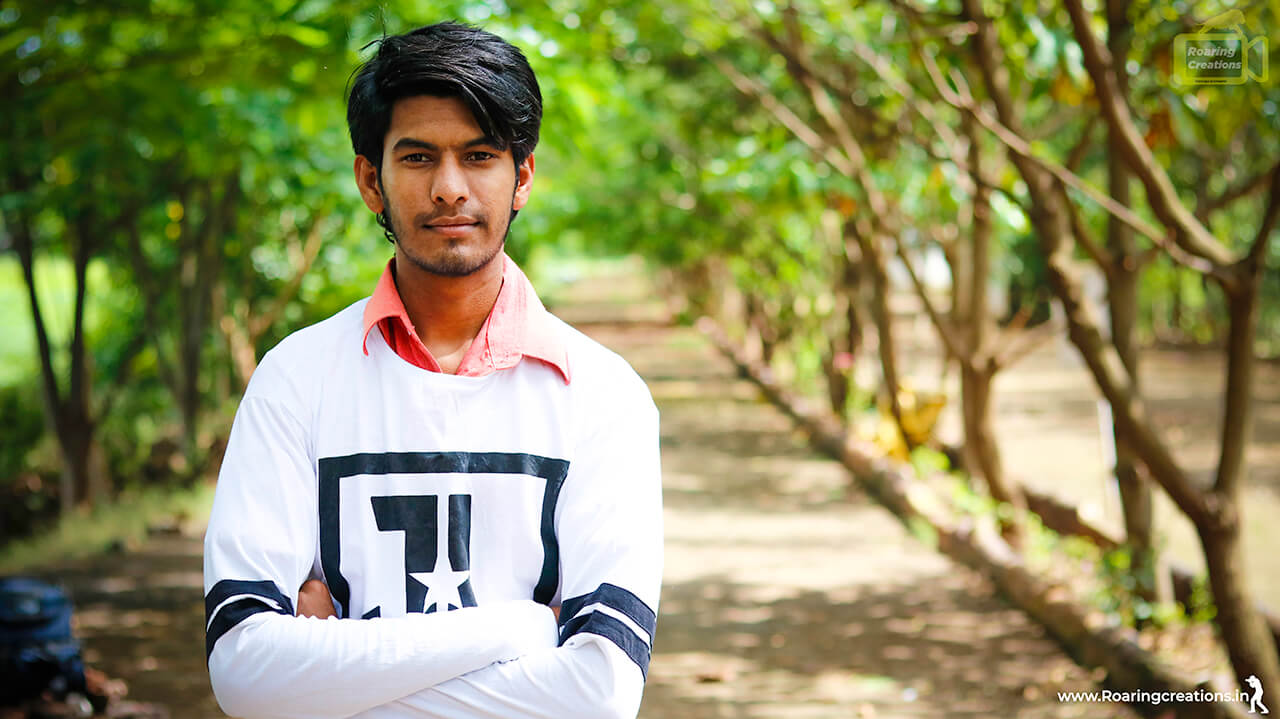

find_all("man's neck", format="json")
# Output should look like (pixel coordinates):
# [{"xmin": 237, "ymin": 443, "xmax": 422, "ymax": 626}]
[{"xmin": 393, "ymin": 250, "xmax": 504, "ymax": 374}]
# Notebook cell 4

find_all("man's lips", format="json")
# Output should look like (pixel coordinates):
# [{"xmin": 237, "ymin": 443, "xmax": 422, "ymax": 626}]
[{"xmin": 424, "ymin": 216, "xmax": 480, "ymax": 236}]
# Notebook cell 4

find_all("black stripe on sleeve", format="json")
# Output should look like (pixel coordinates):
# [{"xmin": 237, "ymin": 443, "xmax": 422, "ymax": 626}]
[
  {"xmin": 561, "ymin": 612, "xmax": 653, "ymax": 677},
  {"xmin": 205, "ymin": 579, "xmax": 295, "ymax": 624},
  {"xmin": 205, "ymin": 598, "xmax": 280, "ymax": 660},
  {"xmin": 559, "ymin": 583, "xmax": 656, "ymax": 641},
  {"xmin": 204, "ymin": 579, "xmax": 295, "ymax": 660}
]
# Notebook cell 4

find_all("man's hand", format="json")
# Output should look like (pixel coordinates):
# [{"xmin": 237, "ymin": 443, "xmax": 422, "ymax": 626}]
[{"xmin": 298, "ymin": 579, "xmax": 337, "ymax": 619}]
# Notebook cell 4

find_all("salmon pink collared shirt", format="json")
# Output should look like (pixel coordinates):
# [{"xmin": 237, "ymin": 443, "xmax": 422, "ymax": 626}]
[{"xmin": 360, "ymin": 254, "xmax": 571, "ymax": 384}]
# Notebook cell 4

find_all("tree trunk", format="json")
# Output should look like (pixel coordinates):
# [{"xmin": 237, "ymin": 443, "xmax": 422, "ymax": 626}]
[
  {"xmin": 68, "ymin": 213, "xmax": 110, "ymax": 505},
  {"xmin": 959, "ymin": 110, "xmax": 1024, "ymax": 523},
  {"xmin": 1109, "ymin": 264, "xmax": 1168, "ymax": 602},
  {"xmin": 1169, "ymin": 269, "xmax": 1184, "ymax": 339},
  {"xmin": 1203, "ymin": 264, "xmax": 1280, "ymax": 689},
  {"xmin": 823, "ymin": 242, "xmax": 864, "ymax": 417},
  {"xmin": 61, "ymin": 409, "xmax": 106, "ymax": 508},
  {"xmin": 969, "ymin": 0, "xmax": 1279, "ymax": 688},
  {"xmin": 960, "ymin": 363, "xmax": 1007, "ymax": 500},
  {"xmin": 707, "ymin": 319, "xmax": 1253, "ymax": 718},
  {"xmin": 173, "ymin": 173, "xmax": 239, "ymax": 470},
  {"xmin": 966, "ymin": 114, "xmax": 1010, "ymax": 494},
  {"xmin": 1199, "ymin": 513, "xmax": 1280, "ymax": 692},
  {"xmin": 9, "ymin": 187, "xmax": 108, "ymax": 512},
  {"xmin": 744, "ymin": 293, "xmax": 773, "ymax": 364},
  {"xmin": 1104, "ymin": 0, "xmax": 1167, "ymax": 605},
  {"xmin": 850, "ymin": 220, "xmax": 908, "ymax": 444},
  {"xmin": 221, "ymin": 298, "xmax": 260, "ymax": 394},
  {"xmin": 1109, "ymin": 246, "xmax": 1160, "ymax": 591},
  {"xmin": 14, "ymin": 224, "xmax": 73, "ymax": 513}
]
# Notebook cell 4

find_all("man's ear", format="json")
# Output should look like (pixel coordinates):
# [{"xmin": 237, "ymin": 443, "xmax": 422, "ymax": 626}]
[
  {"xmin": 512, "ymin": 153, "xmax": 535, "ymax": 211},
  {"xmin": 354, "ymin": 155, "xmax": 384, "ymax": 214}
]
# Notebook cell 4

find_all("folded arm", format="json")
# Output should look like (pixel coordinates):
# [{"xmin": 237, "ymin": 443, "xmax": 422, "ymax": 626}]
[
  {"xmin": 360, "ymin": 636, "xmax": 643, "ymax": 719},
  {"xmin": 208, "ymin": 598, "xmax": 557, "ymax": 719},
  {"xmin": 204, "ymin": 392, "xmax": 557, "ymax": 719},
  {"xmin": 352, "ymin": 379, "xmax": 664, "ymax": 719}
]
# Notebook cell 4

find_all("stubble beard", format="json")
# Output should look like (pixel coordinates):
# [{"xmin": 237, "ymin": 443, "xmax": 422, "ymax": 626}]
[{"xmin": 384, "ymin": 199, "xmax": 510, "ymax": 278}]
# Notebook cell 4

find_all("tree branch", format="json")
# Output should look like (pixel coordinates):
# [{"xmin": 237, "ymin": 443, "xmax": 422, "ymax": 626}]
[
  {"xmin": 762, "ymin": 16, "xmax": 891, "ymax": 221},
  {"xmin": 1248, "ymin": 162, "xmax": 1280, "ymax": 267},
  {"xmin": 751, "ymin": 15, "xmax": 896, "ymax": 150},
  {"xmin": 916, "ymin": 140, "xmax": 1028, "ymax": 215},
  {"xmin": 1065, "ymin": 114, "xmax": 1098, "ymax": 173},
  {"xmin": 708, "ymin": 55, "xmax": 855, "ymax": 177},
  {"xmin": 250, "ymin": 205, "xmax": 331, "ymax": 337},
  {"xmin": 1060, "ymin": 180, "xmax": 1115, "ymax": 270},
  {"xmin": 841, "ymin": 35, "xmax": 963, "ymax": 156},
  {"xmin": 883, "ymin": 0, "xmax": 968, "ymax": 27},
  {"xmin": 917, "ymin": 48, "xmax": 1169, "ymax": 247},
  {"xmin": 8, "ymin": 196, "xmax": 64, "ymax": 424},
  {"xmin": 952, "ymin": 0, "xmax": 1215, "ymax": 530},
  {"xmin": 1202, "ymin": 159, "xmax": 1280, "ymax": 217},
  {"xmin": 1062, "ymin": 0, "xmax": 1234, "ymax": 270},
  {"xmin": 68, "ymin": 209, "xmax": 94, "ymax": 415}
]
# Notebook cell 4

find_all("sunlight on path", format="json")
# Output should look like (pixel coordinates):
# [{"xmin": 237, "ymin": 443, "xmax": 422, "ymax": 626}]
[{"xmin": 553, "ymin": 264, "xmax": 1136, "ymax": 719}]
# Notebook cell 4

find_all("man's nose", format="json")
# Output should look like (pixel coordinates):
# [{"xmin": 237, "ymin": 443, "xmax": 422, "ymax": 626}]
[{"xmin": 432, "ymin": 156, "xmax": 468, "ymax": 206}]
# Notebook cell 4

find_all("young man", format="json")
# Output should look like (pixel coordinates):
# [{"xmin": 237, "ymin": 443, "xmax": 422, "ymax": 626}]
[{"xmin": 203, "ymin": 22, "xmax": 662, "ymax": 719}]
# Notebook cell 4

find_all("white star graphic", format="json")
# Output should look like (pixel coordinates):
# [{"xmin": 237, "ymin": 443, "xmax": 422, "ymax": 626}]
[
  {"xmin": 410, "ymin": 568, "xmax": 471, "ymax": 613},
  {"xmin": 406, "ymin": 494, "xmax": 473, "ymax": 613}
]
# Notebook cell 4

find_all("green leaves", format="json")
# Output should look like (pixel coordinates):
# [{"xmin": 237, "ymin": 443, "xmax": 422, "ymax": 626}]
[{"xmin": 3, "ymin": 0, "xmax": 1275, "ymax": 509}]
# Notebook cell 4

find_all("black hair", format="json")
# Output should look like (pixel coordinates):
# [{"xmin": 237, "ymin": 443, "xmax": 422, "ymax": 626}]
[{"xmin": 346, "ymin": 21, "xmax": 542, "ymax": 173}]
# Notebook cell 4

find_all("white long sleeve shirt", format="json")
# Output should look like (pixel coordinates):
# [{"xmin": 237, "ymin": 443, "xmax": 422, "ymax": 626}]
[{"xmin": 203, "ymin": 297, "xmax": 662, "ymax": 719}]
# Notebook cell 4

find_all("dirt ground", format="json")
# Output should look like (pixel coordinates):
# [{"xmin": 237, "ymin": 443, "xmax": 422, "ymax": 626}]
[
  {"xmin": 589, "ymin": 319, "xmax": 1136, "ymax": 719},
  {"xmin": 33, "ymin": 265, "xmax": 1280, "ymax": 718}
]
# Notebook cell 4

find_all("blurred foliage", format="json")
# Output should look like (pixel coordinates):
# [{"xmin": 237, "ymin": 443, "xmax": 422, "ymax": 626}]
[
  {"xmin": 1, "ymin": 0, "xmax": 1277, "ymax": 543},
  {"xmin": 0, "ymin": 482, "xmax": 216, "ymax": 573}
]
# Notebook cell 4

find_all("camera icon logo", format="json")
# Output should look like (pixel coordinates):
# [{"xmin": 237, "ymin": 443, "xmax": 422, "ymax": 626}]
[{"xmin": 1174, "ymin": 9, "xmax": 1268, "ymax": 85}]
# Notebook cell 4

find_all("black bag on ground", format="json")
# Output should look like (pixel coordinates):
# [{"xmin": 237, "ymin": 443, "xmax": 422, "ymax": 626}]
[{"xmin": 0, "ymin": 576, "xmax": 87, "ymax": 706}]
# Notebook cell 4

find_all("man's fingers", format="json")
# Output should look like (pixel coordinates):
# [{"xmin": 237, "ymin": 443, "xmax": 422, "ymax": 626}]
[{"xmin": 297, "ymin": 579, "xmax": 337, "ymax": 619}]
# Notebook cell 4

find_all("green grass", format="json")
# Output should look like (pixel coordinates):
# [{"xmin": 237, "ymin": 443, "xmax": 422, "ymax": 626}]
[{"xmin": 0, "ymin": 483, "xmax": 215, "ymax": 574}]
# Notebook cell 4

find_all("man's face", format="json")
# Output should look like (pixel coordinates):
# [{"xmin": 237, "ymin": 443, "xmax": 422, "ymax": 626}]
[{"xmin": 355, "ymin": 95, "xmax": 534, "ymax": 277}]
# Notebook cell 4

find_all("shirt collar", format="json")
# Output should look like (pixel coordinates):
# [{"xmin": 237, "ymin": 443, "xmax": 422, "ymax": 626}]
[{"xmin": 361, "ymin": 254, "xmax": 571, "ymax": 384}]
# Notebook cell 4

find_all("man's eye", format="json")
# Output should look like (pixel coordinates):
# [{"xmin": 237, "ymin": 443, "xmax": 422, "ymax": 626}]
[
  {"xmin": 403, "ymin": 153, "xmax": 431, "ymax": 163},
  {"xmin": 467, "ymin": 152, "xmax": 496, "ymax": 162}
]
